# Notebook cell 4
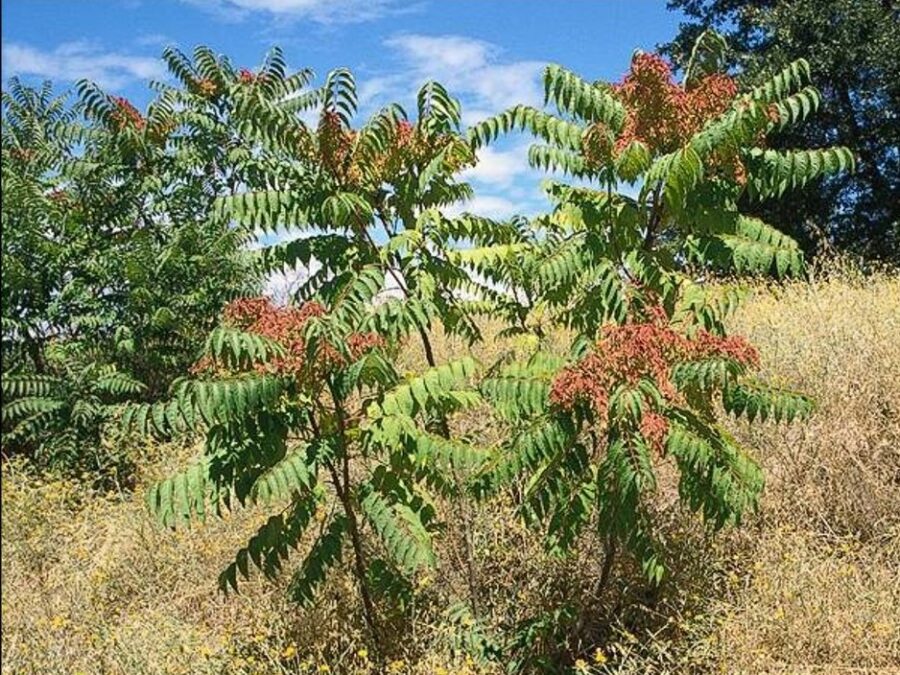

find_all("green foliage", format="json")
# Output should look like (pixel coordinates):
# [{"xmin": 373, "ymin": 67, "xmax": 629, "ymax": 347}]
[
  {"xmin": 1, "ymin": 347, "xmax": 145, "ymax": 469},
  {"xmin": 2, "ymin": 55, "xmax": 270, "ymax": 467},
  {"xmin": 0, "ymin": 34, "xmax": 844, "ymax": 664}
]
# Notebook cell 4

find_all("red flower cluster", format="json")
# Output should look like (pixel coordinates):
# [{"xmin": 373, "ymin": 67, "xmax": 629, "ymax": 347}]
[
  {"xmin": 582, "ymin": 122, "xmax": 615, "ymax": 167},
  {"xmin": 612, "ymin": 54, "xmax": 737, "ymax": 155},
  {"xmin": 110, "ymin": 97, "xmax": 145, "ymax": 131},
  {"xmin": 318, "ymin": 110, "xmax": 358, "ymax": 183},
  {"xmin": 640, "ymin": 412, "xmax": 670, "ymax": 452},
  {"xmin": 193, "ymin": 297, "xmax": 383, "ymax": 380},
  {"xmin": 9, "ymin": 147, "xmax": 35, "ymax": 162},
  {"xmin": 549, "ymin": 306, "xmax": 759, "ymax": 446},
  {"xmin": 375, "ymin": 119, "xmax": 472, "ymax": 183},
  {"xmin": 147, "ymin": 118, "xmax": 177, "ymax": 145},
  {"xmin": 193, "ymin": 78, "xmax": 218, "ymax": 97}
]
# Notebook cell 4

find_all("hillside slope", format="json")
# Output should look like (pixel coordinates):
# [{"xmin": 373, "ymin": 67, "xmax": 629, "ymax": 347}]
[{"xmin": 3, "ymin": 268, "xmax": 898, "ymax": 674}]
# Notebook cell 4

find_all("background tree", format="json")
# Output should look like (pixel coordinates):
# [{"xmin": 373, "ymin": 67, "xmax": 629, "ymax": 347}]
[
  {"xmin": 1, "ymin": 61, "xmax": 266, "ymax": 465},
  {"xmin": 664, "ymin": 0, "xmax": 899, "ymax": 261}
]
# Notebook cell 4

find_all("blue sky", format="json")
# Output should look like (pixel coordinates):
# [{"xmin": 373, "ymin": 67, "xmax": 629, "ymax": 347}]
[{"xmin": 2, "ymin": 0, "xmax": 686, "ymax": 220}]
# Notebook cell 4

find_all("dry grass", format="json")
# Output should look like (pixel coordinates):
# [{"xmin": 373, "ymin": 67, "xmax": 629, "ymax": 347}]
[{"xmin": 3, "ymin": 266, "xmax": 899, "ymax": 674}]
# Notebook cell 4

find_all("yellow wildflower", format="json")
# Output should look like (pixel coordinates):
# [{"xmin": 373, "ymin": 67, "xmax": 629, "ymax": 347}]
[
  {"xmin": 357, "ymin": 648, "xmax": 369, "ymax": 660},
  {"xmin": 49, "ymin": 615, "xmax": 69, "ymax": 630},
  {"xmin": 282, "ymin": 644, "xmax": 297, "ymax": 659},
  {"xmin": 594, "ymin": 648, "xmax": 608, "ymax": 664}
]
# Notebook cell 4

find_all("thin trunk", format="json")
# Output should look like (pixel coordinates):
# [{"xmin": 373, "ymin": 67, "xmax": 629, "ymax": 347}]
[
  {"xmin": 324, "ymin": 386, "xmax": 382, "ymax": 650},
  {"xmin": 417, "ymin": 323, "xmax": 481, "ymax": 615},
  {"xmin": 326, "ymin": 458, "xmax": 381, "ymax": 648},
  {"xmin": 572, "ymin": 532, "xmax": 617, "ymax": 645},
  {"xmin": 370, "ymin": 209, "xmax": 483, "ymax": 615},
  {"xmin": 595, "ymin": 533, "xmax": 617, "ymax": 599}
]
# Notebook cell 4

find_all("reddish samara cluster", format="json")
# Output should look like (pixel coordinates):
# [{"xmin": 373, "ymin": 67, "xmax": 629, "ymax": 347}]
[
  {"xmin": 581, "ymin": 53, "xmax": 774, "ymax": 185},
  {"xmin": 110, "ymin": 97, "xmax": 146, "ymax": 131},
  {"xmin": 191, "ymin": 78, "xmax": 218, "ymax": 97},
  {"xmin": 318, "ymin": 110, "xmax": 359, "ymax": 182},
  {"xmin": 613, "ymin": 53, "xmax": 737, "ymax": 155},
  {"xmin": 192, "ymin": 297, "xmax": 382, "ymax": 379},
  {"xmin": 549, "ymin": 305, "xmax": 759, "ymax": 450},
  {"xmin": 316, "ymin": 112, "xmax": 472, "ymax": 188}
]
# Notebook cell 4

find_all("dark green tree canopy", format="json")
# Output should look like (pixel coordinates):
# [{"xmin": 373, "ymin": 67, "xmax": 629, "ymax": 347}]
[{"xmin": 665, "ymin": 0, "xmax": 899, "ymax": 261}]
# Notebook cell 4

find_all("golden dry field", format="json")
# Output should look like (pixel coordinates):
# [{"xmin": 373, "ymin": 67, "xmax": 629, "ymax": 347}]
[{"xmin": 3, "ymin": 265, "xmax": 899, "ymax": 674}]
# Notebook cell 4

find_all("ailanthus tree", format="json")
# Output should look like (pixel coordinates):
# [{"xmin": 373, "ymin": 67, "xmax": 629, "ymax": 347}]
[
  {"xmin": 120, "ymin": 57, "xmax": 506, "ymax": 653},
  {"xmin": 462, "ymin": 30, "xmax": 852, "ymax": 660},
  {"xmin": 124, "ymin": 285, "xmax": 489, "ymax": 652}
]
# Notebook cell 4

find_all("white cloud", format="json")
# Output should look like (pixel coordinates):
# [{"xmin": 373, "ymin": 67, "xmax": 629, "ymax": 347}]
[
  {"xmin": 1, "ymin": 41, "xmax": 165, "ymax": 89},
  {"xmin": 461, "ymin": 143, "xmax": 535, "ymax": 188},
  {"xmin": 443, "ymin": 195, "xmax": 520, "ymax": 220},
  {"xmin": 364, "ymin": 34, "xmax": 543, "ymax": 116},
  {"xmin": 135, "ymin": 33, "xmax": 171, "ymax": 47},
  {"xmin": 181, "ymin": 0, "xmax": 405, "ymax": 23}
]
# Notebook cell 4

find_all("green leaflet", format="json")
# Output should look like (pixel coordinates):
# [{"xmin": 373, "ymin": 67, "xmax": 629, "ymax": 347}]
[
  {"xmin": 745, "ymin": 147, "xmax": 856, "ymax": 201},
  {"xmin": 473, "ymin": 415, "xmax": 575, "ymax": 495},
  {"xmin": 666, "ymin": 411, "xmax": 764, "ymax": 529},
  {"xmin": 121, "ymin": 375, "xmax": 284, "ymax": 438},
  {"xmin": 673, "ymin": 358, "xmax": 747, "ymax": 393},
  {"xmin": 371, "ymin": 357, "xmax": 478, "ymax": 420},
  {"xmin": 360, "ymin": 489, "xmax": 435, "ymax": 575},
  {"xmin": 723, "ymin": 380, "xmax": 815, "ymax": 423},
  {"xmin": 203, "ymin": 327, "xmax": 286, "ymax": 370},
  {"xmin": 219, "ymin": 495, "xmax": 319, "ymax": 593},
  {"xmin": 542, "ymin": 63, "xmax": 626, "ymax": 129},
  {"xmin": 289, "ymin": 514, "xmax": 347, "ymax": 607},
  {"xmin": 480, "ymin": 353, "xmax": 563, "ymax": 421}
]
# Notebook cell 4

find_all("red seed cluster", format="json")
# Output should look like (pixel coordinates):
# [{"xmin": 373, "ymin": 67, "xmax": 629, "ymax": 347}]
[
  {"xmin": 193, "ymin": 297, "xmax": 383, "ymax": 380},
  {"xmin": 147, "ymin": 119, "xmax": 177, "ymax": 145},
  {"xmin": 374, "ymin": 119, "xmax": 471, "ymax": 183},
  {"xmin": 612, "ymin": 54, "xmax": 737, "ymax": 155},
  {"xmin": 578, "ymin": 52, "xmax": 755, "ymax": 183},
  {"xmin": 582, "ymin": 122, "xmax": 616, "ymax": 167},
  {"xmin": 9, "ymin": 147, "xmax": 35, "ymax": 162},
  {"xmin": 639, "ymin": 411, "xmax": 669, "ymax": 452},
  {"xmin": 192, "ymin": 78, "xmax": 218, "ymax": 97},
  {"xmin": 313, "ymin": 112, "xmax": 471, "ymax": 189},
  {"xmin": 237, "ymin": 68, "xmax": 256, "ymax": 84},
  {"xmin": 110, "ymin": 97, "xmax": 145, "ymax": 131},
  {"xmin": 318, "ymin": 110, "xmax": 359, "ymax": 183},
  {"xmin": 549, "ymin": 306, "xmax": 760, "ymax": 444}
]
